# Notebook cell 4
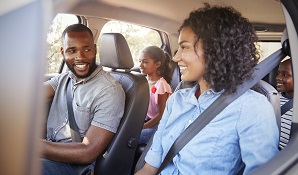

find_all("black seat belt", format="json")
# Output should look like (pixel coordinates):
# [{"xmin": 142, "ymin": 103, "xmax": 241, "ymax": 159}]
[
  {"xmin": 281, "ymin": 99, "xmax": 293, "ymax": 116},
  {"xmin": 66, "ymin": 78, "xmax": 82, "ymax": 142},
  {"xmin": 155, "ymin": 49, "xmax": 286, "ymax": 174}
]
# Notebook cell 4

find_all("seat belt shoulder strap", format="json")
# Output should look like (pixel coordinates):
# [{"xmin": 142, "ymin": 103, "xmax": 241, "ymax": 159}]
[{"xmin": 66, "ymin": 78, "xmax": 82, "ymax": 142}]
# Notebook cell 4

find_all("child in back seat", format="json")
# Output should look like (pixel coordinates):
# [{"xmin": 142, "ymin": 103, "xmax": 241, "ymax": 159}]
[
  {"xmin": 276, "ymin": 58, "xmax": 294, "ymax": 149},
  {"xmin": 138, "ymin": 46, "xmax": 172, "ymax": 145}
]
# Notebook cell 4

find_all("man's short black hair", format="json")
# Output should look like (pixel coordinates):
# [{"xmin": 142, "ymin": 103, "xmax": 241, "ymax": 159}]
[{"xmin": 62, "ymin": 24, "xmax": 93, "ymax": 41}]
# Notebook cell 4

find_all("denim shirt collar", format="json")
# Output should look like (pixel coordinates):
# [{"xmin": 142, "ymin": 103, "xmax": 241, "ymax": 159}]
[{"xmin": 180, "ymin": 84, "xmax": 224, "ymax": 106}]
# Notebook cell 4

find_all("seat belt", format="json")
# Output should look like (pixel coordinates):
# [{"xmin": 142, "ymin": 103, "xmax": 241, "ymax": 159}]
[
  {"xmin": 66, "ymin": 78, "xmax": 82, "ymax": 142},
  {"xmin": 281, "ymin": 99, "xmax": 293, "ymax": 116},
  {"xmin": 155, "ymin": 49, "xmax": 286, "ymax": 174}
]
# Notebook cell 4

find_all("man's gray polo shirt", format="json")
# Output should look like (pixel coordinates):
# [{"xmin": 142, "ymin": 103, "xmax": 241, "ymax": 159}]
[{"xmin": 46, "ymin": 65, "xmax": 125, "ymax": 142}]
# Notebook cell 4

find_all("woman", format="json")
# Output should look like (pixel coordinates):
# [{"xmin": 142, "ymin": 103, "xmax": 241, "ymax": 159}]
[
  {"xmin": 135, "ymin": 4, "xmax": 279, "ymax": 175},
  {"xmin": 138, "ymin": 46, "xmax": 172, "ymax": 144}
]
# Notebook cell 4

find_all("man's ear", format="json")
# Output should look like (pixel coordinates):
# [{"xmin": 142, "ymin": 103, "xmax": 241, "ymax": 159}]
[
  {"xmin": 94, "ymin": 44, "xmax": 97, "ymax": 55},
  {"xmin": 60, "ymin": 47, "xmax": 64, "ymax": 56}
]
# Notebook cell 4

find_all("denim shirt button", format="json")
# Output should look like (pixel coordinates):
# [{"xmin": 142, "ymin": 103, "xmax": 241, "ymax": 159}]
[{"xmin": 188, "ymin": 120, "xmax": 192, "ymax": 123}]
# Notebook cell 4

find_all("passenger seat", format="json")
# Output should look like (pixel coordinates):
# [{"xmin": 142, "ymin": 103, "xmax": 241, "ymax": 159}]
[{"xmin": 95, "ymin": 33, "xmax": 149, "ymax": 175}]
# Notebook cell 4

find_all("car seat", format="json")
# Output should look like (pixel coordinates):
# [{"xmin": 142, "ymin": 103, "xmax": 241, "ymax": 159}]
[{"xmin": 94, "ymin": 33, "xmax": 149, "ymax": 175}]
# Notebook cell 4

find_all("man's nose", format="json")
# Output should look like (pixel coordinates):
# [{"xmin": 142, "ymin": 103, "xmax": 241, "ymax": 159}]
[{"xmin": 75, "ymin": 50, "xmax": 85, "ymax": 60}]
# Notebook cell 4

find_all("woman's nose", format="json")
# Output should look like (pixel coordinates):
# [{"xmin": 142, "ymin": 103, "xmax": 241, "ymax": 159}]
[{"xmin": 172, "ymin": 52, "xmax": 181, "ymax": 62}]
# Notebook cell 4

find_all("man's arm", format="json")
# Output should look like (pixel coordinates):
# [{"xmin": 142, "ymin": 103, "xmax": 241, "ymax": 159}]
[
  {"xmin": 135, "ymin": 163, "xmax": 158, "ymax": 175},
  {"xmin": 40, "ymin": 125, "xmax": 114, "ymax": 164},
  {"xmin": 44, "ymin": 82, "xmax": 55, "ymax": 103}
]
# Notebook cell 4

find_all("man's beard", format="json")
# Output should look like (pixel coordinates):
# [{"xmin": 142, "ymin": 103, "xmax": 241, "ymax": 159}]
[{"xmin": 65, "ymin": 57, "xmax": 97, "ymax": 79}]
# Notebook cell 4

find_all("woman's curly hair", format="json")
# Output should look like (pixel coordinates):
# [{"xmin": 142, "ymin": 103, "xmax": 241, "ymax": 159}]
[{"xmin": 179, "ymin": 4, "xmax": 260, "ymax": 94}]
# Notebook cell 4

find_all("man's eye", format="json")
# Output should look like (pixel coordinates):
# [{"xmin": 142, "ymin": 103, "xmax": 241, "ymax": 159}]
[
  {"xmin": 67, "ymin": 50, "xmax": 76, "ymax": 54},
  {"xmin": 85, "ymin": 48, "xmax": 91, "ymax": 52}
]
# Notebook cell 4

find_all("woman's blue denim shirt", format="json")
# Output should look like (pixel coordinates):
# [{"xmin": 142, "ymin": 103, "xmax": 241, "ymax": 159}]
[{"xmin": 145, "ymin": 84, "xmax": 279, "ymax": 175}]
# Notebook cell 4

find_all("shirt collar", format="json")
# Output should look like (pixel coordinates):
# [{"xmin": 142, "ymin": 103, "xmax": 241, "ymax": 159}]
[
  {"xmin": 68, "ymin": 65, "xmax": 103, "ymax": 84},
  {"xmin": 180, "ymin": 84, "xmax": 224, "ymax": 104}
]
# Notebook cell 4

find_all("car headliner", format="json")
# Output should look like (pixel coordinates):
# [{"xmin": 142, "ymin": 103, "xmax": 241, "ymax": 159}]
[{"xmin": 54, "ymin": 0, "xmax": 286, "ymax": 40}]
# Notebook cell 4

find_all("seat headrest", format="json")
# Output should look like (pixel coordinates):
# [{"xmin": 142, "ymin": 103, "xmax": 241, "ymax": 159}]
[
  {"xmin": 281, "ymin": 28, "xmax": 291, "ymax": 57},
  {"xmin": 99, "ymin": 33, "xmax": 134, "ymax": 70}
]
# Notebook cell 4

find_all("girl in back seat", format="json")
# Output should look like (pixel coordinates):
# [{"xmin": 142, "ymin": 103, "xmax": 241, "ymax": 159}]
[{"xmin": 138, "ymin": 46, "xmax": 172, "ymax": 144}]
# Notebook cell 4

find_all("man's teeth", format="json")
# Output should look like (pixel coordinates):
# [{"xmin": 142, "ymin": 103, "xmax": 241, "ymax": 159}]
[{"xmin": 76, "ymin": 64, "xmax": 86, "ymax": 68}]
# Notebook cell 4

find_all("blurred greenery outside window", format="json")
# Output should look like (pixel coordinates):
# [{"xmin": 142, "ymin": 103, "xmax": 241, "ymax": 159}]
[{"xmin": 46, "ymin": 14, "xmax": 78, "ymax": 74}]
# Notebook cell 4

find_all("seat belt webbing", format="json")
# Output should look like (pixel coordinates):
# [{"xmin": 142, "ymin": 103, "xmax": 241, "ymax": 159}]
[
  {"xmin": 281, "ymin": 99, "xmax": 293, "ymax": 116},
  {"xmin": 66, "ymin": 78, "xmax": 82, "ymax": 142}
]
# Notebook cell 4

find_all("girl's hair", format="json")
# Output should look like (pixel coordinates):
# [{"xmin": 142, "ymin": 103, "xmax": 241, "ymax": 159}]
[
  {"xmin": 179, "ymin": 3, "xmax": 260, "ymax": 94},
  {"xmin": 141, "ymin": 46, "xmax": 172, "ymax": 84}
]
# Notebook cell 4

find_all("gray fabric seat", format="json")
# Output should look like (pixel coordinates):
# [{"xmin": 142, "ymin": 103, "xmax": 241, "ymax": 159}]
[{"xmin": 94, "ymin": 33, "xmax": 149, "ymax": 175}]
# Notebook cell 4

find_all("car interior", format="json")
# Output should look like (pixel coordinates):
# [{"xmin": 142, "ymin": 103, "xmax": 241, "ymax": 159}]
[{"xmin": 1, "ymin": 0, "xmax": 297, "ymax": 175}]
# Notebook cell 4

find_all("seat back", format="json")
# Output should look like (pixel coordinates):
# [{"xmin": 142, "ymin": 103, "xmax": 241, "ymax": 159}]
[
  {"xmin": 251, "ymin": 80, "xmax": 281, "ymax": 132},
  {"xmin": 94, "ymin": 33, "xmax": 149, "ymax": 175}
]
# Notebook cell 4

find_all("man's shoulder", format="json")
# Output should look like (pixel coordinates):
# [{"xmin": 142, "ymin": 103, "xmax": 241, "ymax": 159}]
[
  {"xmin": 90, "ymin": 70, "xmax": 124, "ymax": 94},
  {"xmin": 95, "ymin": 70, "xmax": 121, "ymax": 86},
  {"xmin": 47, "ymin": 71, "xmax": 69, "ymax": 87}
]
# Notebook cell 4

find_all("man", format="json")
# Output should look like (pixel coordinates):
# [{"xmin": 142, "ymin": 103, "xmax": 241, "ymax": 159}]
[
  {"xmin": 276, "ymin": 58, "xmax": 294, "ymax": 149},
  {"xmin": 41, "ymin": 24, "xmax": 125, "ymax": 175}
]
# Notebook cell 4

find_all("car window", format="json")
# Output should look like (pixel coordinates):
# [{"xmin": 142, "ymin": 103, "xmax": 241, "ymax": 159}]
[
  {"xmin": 99, "ymin": 21, "xmax": 162, "ymax": 65},
  {"xmin": 258, "ymin": 41, "xmax": 281, "ymax": 62},
  {"xmin": 46, "ymin": 13, "xmax": 79, "ymax": 74}
]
